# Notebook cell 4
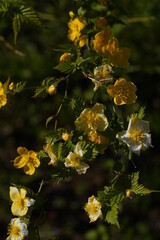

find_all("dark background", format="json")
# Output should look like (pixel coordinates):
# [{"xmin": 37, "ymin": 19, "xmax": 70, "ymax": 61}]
[{"xmin": 0, "ymin": 0, "xmax": 160, "ymax": 239}]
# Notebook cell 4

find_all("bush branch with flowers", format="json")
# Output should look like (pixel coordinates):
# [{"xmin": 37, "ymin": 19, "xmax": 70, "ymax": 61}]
[{"xmin": 0, "ymin": 0, "xmax": 158, "ymax": 239}]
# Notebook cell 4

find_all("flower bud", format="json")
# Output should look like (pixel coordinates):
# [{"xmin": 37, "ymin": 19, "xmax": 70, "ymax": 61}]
[
  {"xmin": 47, "ymin": 85, "xmax": 57, "ymax": 95},
  {"xmin": 62, "ymin": 133, "xmax": 70, "ymax": 141},
  {"xmin": 9, "ymin": 82, "xmax": 15, "ymax": 90}
]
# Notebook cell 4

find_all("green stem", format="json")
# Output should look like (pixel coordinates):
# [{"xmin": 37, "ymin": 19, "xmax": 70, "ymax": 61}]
[{"xmin": 37, "ymin": 179, "xmax": 44, "ymax": 194}]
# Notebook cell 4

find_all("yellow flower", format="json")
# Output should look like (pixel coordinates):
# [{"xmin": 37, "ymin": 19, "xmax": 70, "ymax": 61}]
[
  {"xmin": 95, "ymin": 17, "xmax": 107, "ymax": 28},
  {"xmin": 88, "ymin": 130, "xmax": 109, "ymax": 145},
  {"xmin": 93, "ymin": 28, "xmax": 111, "ymax": 54},
  {"xmin": 10, "ymin": 186, "xmax": 35, "ymax": 216},
  {"xmin": 68, "ymin": 17, "xmax": 85, "ymax": 42},
  {"xmin": 117, "ymin": 116, "xmax": 152, "ymax": 155},
  {"xmin": 14, "ymin": 147, "xmax": 40, "ymax": 175},
  {"xmin": 65, "ymin": 142, "xmax": 89, "ymax": 174},
  {"xmin": 62, "ymin": 132, "xmax": 70, "ymax": 141},
  {"xmin": 88, "ymin": 64, "xmax": 113, "ymax": 91},
  {"xmin": 84, "ymin": 195, "xmax": 102, "ymax": 222},
  {"xmin": 0, "ymin": 82, "xmax": 7, "ymax": 108},
  {"xmin": 75, "ymin": 103, "xmax": 109, "ymax": 134},
  {"xmin": 7, "ymin": 218, "xmax": 28, "ymax": 240},
  {"xmin": 77, "ymin": 35, "xmax": 88, "ymax": 47},
  {"xmin": 44, "ymin": 143, "xmax": 57, "ymax": 165},
  {"xmin": 60, "ymin": 52, "xmax": 71, "ymax": 62},
  {"xmin": 106, "ymin": 37, "xmax": 130, "ymax": 67},
  {"xmin": 107, "ymin": 78, "xmax": 137, "ymax": 105}
]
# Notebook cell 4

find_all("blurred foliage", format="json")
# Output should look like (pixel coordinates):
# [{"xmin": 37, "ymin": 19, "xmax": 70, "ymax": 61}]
[{"xmin": 0, "ymin": 0, "xmax": 160, "ymax": 239}]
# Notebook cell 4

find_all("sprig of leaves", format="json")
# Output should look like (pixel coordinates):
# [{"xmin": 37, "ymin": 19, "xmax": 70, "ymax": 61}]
[{"xmin": 98, "ymin": 171, "xmax": 156, "ymax": 227}]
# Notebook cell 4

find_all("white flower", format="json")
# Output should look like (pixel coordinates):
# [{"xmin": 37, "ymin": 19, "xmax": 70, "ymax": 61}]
[
  {"xmin": 44, "ymin": 143, "xmax": 57, "ymax": 165},
  {"xmin": 65, "ymin": 142, "xmax": 89, "ymax": 174},
  {"xmin": 117, "ymin": 116, "xmax": 152, "ymax": 155},
  {"xmin": 84, "ymin": 195, "xmax": 102, "ymax": 222},
  {"xmin": 7, "ymin": 218, "xmax": 28, "ymax": 240}
]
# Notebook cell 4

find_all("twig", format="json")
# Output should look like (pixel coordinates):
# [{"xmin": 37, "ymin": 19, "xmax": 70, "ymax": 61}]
[{"xmin": 0, "ymin": 35, "xmax": 25, "ymax": 57}]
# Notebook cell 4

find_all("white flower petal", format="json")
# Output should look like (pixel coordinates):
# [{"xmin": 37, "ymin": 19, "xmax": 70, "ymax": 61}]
[
  {"xmin": 74, "ymin": 142, "xmax": 83, "ymax": 157},
  {"xmin": 76, "ymin": 162, "xmax": 89, "ymax": 174},
  {"xmin": 26, "ymin": 198, "xmax": 35, "ymax": 207}
]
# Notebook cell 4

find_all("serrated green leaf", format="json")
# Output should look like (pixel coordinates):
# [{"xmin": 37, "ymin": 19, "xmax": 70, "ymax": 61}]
[
  {"xmin": 105, "ymin": 204, "xmax": 120, "ymax": 227},
  {"xmin": 137, "ymin": 106, "xmax": 146, "ymax": 119},
  {"xmin": 15, "ymin": 82, "xmax": 26, "ymax": 93},
  {"xmin": 131, "ymin": 172, "xmax": 156, "ymax": 195},
  {"xmin": 54, "ymin": 62, "xmax": 75, "ymax": 74},
  {"xmin": 13, "ymin": 13, "xmax": 21, "ymax": 44},
  {"xmin": 37, "ymin": 150, "xmax": 47, "ymax": 160}
]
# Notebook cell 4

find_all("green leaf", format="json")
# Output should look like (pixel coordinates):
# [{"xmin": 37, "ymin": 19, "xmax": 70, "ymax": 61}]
[
  {"xmin": 54, "ymin": 62, "xmax": 75, "ymax": 74},
  {"xmin": 15, "ymin": 82, "xmax": 26, "ymax": 93},
  {"xmin": 105, "ymin": 204, "xmax": 120, "ymax": 227},
  {"xmin": 37, "ymin": 150, "xmax": 47, "ymax": 160},
  {"xmin": 137, "ymin": 106, "xmax": 146, "ymax": 119},
  {"xmin": 13, "ymin": 13, "xmax": 21, "ymax": 44},
  {"xmin": 32, "ymin": 86, "xmax": 47, "ymax": 98},
  {"xmin": 46, "ymin": 116, "xmax": 54, "ymax": 128},
  {"xmin": 131, "ymin": 172, "xmax": 157, "ymax": 196}
]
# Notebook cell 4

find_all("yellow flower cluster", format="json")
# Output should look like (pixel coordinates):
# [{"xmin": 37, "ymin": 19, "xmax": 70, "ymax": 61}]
[
  {"xmin": 107, "ymin": 78, "xmax": 137, "ymax": 105},
  {"xmin": 68, "ymin": 13, "xmax": 87, "ymax": 47},
  {"xmin": 93, "ymin": 31, "xmax": 130, "ymax": 67},
  {"xmin": 0, "ymin": 82, "xmax": 7, "ymax": 108},
  {"xmin": 7, "ymin": 186, "xmax": 35, "ymax": 240},
  {"xmin": 14, "ymin": 147, "xmax": 40, "ymax": 175}
]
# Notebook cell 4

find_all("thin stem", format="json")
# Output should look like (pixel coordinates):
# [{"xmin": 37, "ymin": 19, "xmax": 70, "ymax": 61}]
[{"xmin": 37, "ymin": 179, "xmax": 44, "ymax": 194}]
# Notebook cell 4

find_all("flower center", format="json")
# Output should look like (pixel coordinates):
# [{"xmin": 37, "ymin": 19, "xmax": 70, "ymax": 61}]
[
  {"xmin": 86, "ymin": 203, "xmax": 99, "ymax": 216},
  {"xmin": 10, "ymin": 225, "xmax": 21, "ymax": 237},
  {"xmin": 70, "ymin": 154, "xmax": 81, "ymax": 168},
  {"xmin": 117, "ymin": 85, "xmax": 130, "ymax": 98},
  {"xmin": 86, "ymin": 111, "xmax": 98, "ymax": 129},
  {"xmin": 129, "ymin": 129, "xmax": 145, "ymax": 143}
]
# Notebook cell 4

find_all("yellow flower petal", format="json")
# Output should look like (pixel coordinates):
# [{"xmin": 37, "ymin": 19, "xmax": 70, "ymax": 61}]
[
  {"xmin": 11, "ymin": 201, "xmax": 28, "ymax": 216},
  {"xmin": 9, "ymin": 187, "xmax": 20, "ymax": 202},
  {"xmin": 14, "ymin": 156, "xmax": 28, "ymax": 168},
  {"xmin": 17, "ymin": 147, "xmax": 28, "ymax": 155},
  {"xmin": 19, "ymin": 188, "xmax": 27, "ymax": 199},
  {"xmin": 23, "ymin": 163, "xmax": 35, "ymax": 175}
]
